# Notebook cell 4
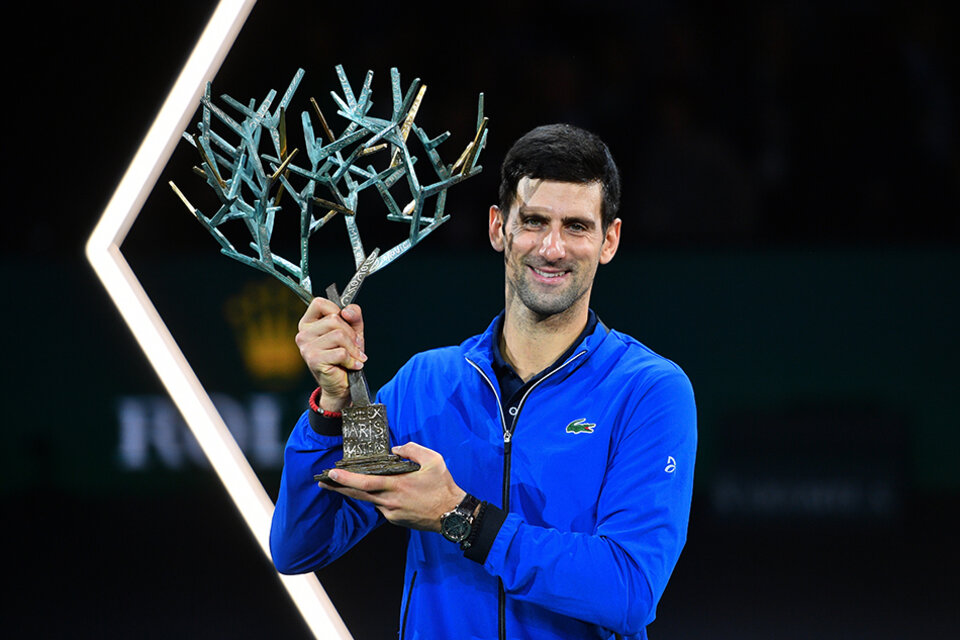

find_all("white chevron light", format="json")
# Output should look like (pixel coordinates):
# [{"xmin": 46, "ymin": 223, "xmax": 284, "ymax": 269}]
[{"xmin": 85, "ymin": 1, "xmax": 351, "ymax": 637}]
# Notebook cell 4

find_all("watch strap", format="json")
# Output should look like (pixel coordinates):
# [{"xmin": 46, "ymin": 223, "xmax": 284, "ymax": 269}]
[
  {"xmin": 460, "ymin": 501, "xmax": 487, "ymax": 550},
  {"xmin": 456, "ymin": 493, "xmax": 481, "ymax": 518},
  {"xmin": 441, "ymin": 493, "xmax": 481, "ymax": 543}
]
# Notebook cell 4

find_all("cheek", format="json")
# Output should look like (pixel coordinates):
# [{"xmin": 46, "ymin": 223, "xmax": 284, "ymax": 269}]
[
  {"xmin": 504, "ymin": 230, "xmax": 537, "ymax": 258},
  {"xmin": 506, "ymin": 229, "xmax": 543, "ymax": 255}
]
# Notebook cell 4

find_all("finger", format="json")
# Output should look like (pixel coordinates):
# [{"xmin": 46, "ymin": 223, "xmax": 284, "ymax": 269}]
[
  {"xmin": 391, "ymin": 442, "xmax": 437, "ymax": 465},
  {"xmin": 298, "ymin": 342, "xmax": 364, "ymax": 380},
  {"xmin": 301, "ymin": 330, "xmax": 368, "ymax": 367},
  {"xmin": 340, "ymin": 304, "xmax": 365, "ymax": 350},
  {"xmin": 321, "ymin": 483, "xmax": 381, "ymax": 505},
  {"xmin": 300, "ymin": 296, "xmax": 343, "ymax": 326},
  {"xmin": 297, "ymin": 315, "xmax": 368, "ymax": 367},
  {"xmin": 328, "ymin": 469, "xmax": 394, "ymax": 492}
]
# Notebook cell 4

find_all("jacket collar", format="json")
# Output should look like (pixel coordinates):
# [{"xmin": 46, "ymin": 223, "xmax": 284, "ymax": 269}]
[{"xmin": 462, "ymin": 310, "xmax": 610, "ymax": 386}]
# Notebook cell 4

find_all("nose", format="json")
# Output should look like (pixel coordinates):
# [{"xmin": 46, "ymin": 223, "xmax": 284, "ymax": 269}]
[{"xmin": 539, "ymin": 226, "xmax": 565, "ymax": 262}]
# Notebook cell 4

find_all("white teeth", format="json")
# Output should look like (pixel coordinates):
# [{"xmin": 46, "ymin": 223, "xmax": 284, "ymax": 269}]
[{"xmin": 533, "ymin": 268, "xmax": 563, "ymax": 278}]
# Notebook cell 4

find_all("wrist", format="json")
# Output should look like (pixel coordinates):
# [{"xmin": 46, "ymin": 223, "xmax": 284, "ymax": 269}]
[
  {"xmin": 307, "ymin": 388, "xmax": 345, "ymax": 436},
  {"xmin": 311, "ymin": 387, "xmax": 350, "ymax": 414},
  {"xmin": 460, "ymin": 501, "xmax": 488, "ymax": 551},
  {"xmin": 435, "ymin": 489, "xmax": 467, "ymax": 533},
  {"xmin": 440, "ymin": 493, "xmax": 481, "ymax": 543}
]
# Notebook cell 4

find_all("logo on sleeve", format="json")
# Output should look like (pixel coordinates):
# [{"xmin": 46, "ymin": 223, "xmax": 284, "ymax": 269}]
[
  {"xmin": 565, "ymin": 418, "xmax": 596, "ymax": 434},
  {"xmin": 664, "ymin": 456, "xmax": 677, "ymax": 473}
]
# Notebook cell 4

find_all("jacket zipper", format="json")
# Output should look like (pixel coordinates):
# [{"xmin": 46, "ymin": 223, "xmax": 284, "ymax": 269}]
[
  {"xmin": 400, "ymin": 570, "xmax": 417, "ymax": 640},
  {"xmin": 466, "ymin": 350, "xmax": 587, "ymax": 640}
]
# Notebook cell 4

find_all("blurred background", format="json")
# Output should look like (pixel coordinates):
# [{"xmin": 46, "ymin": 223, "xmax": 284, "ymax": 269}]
[{"xmin": 3, "ymin": 0, "xmax": 958, "ymax": 637}]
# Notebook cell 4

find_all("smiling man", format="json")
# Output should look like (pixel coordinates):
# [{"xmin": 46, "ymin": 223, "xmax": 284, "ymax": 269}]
[{"xmin": 270, "ymin": 124, "xmax": 697, "ymax": 640}]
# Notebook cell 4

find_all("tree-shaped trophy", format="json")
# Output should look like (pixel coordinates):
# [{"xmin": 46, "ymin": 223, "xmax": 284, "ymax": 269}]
[{"xmin": 169, "ymin": 65, "xmax": 487, "ymax": 483}]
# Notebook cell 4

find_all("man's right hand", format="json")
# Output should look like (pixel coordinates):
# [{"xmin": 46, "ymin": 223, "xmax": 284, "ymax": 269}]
[{"xmin": 295, "ymin": 297, "xmax": 367, "ymax": 413}]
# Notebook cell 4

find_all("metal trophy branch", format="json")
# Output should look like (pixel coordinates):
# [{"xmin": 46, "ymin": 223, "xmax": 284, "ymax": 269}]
[{"xmin": 170, "ymin": 65, "xmax": 487, "ymax": 481}]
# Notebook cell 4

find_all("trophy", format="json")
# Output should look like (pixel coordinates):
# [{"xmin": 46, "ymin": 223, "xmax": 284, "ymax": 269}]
[{"xmin": 169, "ymin": 66, "xmax": 487, "ymax": 482}]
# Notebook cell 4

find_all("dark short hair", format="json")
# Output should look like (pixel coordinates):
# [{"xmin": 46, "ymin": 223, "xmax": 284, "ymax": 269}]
[{"xmin": 498, "ymin": 124, "xmax": 621, "ymax": 229}]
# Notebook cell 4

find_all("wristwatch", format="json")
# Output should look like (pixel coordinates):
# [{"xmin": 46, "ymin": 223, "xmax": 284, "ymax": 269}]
[{"xmin": 440, "ymin": 493, "xmax": 481, "ymax": 545}]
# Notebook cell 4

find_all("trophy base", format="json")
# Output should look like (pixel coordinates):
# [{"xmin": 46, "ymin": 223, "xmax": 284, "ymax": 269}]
[{"xmin": 315, "ymin": 454, "xmax": 421, "ymax": 485}]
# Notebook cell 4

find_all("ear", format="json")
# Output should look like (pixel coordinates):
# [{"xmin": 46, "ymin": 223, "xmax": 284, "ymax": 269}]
[
  {"xmin": 599, "ymin": 218, "xmax": 621, "ymax": 264},
  {"xmin": 489, "ymin": 205, "xmax": 505, "ymax": 252}
]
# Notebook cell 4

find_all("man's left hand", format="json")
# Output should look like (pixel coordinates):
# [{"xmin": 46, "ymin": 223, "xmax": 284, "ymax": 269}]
[{"xmin": 321, "ymin": 442, "xmax": 465, "ymax": 533}]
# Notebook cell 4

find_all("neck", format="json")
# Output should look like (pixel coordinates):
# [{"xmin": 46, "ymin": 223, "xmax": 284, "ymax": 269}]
[{"xmin": 500, "ymin": 297, "xmax": 590, "ymax": 382}]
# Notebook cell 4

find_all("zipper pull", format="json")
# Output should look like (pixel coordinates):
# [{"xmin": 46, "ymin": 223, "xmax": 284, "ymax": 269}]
[{"xmin": 503, "ymin": 430, "xmax": 512, "ymax": 444}]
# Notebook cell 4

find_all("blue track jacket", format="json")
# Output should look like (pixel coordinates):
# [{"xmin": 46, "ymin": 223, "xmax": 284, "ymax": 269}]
[{"xmin": 271, "ymin": 314, "xmax": 697, "ymax": 639}]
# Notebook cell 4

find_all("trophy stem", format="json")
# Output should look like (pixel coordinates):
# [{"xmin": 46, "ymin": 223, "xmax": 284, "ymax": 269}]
[{"xmin": 314, "ymin": 281, "xmax": 420, "ymax": 484}]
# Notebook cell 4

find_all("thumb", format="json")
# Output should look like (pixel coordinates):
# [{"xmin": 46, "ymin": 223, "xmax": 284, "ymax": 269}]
[{"xmin": 391, "ymin": 441, "xmax": 434, "ymax": 464}]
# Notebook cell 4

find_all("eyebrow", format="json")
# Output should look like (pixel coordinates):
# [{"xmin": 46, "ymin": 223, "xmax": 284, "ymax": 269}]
[{"xmin": 516, "ymin": 207, "xmax": 597, "ymax": 228}]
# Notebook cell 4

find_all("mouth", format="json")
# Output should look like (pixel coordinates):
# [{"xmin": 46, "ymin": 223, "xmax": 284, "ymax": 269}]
[{"xmin": 528, "ymin": 265, "xmax": 570, "ymax": 282}]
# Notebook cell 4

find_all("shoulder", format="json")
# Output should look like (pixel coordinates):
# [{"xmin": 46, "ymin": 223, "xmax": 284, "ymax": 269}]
[
  {"xmin": 599, "ymin": 328, "xmax": 692, "ymax": 390},
  {"xmin": 397, "ymin": 344, "xmax": 464, "ymax": 376},
  {"xmin": 596, "ymin": 328, "xmax": 696, "ymax": 427},
  {"xmin": 596, "ymin": 330, "xmax": 697, "ymax": 449},
  {"xmin": 385, "ymin": 337, "xmax": 479, "ymax": 390},
  {"xmin": 376, "ymin": 319, "xmax": 496, "ymax": 401},
  {"xmin": 395, "ymin": 321, "xmax": 494, "ymax": 377}
]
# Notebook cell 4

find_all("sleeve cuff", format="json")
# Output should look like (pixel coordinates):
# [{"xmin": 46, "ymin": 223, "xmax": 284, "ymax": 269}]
[
  {"xmin": 464, "ymin": 504, "xmax": 507, "ymax": 564},
  {"xmin": 308, "ymin": 410, "xmax": 343, "ymax": 436},
  {"xmin": 307, "ymin": 388, "xmax": 344, "ymax": 436}
]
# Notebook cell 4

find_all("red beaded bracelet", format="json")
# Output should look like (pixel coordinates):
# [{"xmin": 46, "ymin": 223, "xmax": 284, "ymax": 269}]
[{"xmin": 309, "ymin": 387, "xmax": 342, "ymax": 418}]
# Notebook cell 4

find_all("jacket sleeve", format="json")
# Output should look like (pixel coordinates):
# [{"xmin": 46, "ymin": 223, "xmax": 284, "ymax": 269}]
[
  {"xmin": 269, "ymin": 411, "xmax": 383, "ymax": 574},
  {"xmin": 480, "ymin": 370, "xmax": 697, "ymax": 636}
]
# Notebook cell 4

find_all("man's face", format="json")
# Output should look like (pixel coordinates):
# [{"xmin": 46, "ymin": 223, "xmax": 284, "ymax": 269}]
[{"xmin": 489, "ymin": 178, "xmax": 621, "ymax": 320}]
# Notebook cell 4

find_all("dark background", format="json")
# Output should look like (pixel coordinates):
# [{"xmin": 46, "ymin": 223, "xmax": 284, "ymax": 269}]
[{"xmin": 4, "ymin": 0, "xmax": 958, "ymax": 637}]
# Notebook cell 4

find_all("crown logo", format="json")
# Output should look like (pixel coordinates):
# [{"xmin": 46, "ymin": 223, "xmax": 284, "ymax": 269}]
[{"xmin": 225, "ymin": 280, "xmax": 305, "ymax": 385}]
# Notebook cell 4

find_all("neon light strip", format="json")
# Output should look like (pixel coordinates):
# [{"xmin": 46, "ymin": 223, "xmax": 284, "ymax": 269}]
[{"xmin": 85, "ymin": 2, "xmax": 351, "ymax": 637}]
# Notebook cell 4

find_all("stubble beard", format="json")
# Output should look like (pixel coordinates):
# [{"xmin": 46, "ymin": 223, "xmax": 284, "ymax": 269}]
[{"xmin": 507, "ymin": 259, "xmax": 593, "ymax": 320}]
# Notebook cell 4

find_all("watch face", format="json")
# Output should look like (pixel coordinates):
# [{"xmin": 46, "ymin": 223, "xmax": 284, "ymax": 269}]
[{"xmin": 441, "ymin": 514, "xmax": 470, "ymax": 542}]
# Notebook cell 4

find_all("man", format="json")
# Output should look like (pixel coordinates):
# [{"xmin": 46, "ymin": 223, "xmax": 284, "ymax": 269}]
[{"xmin": 271, "ymin": 124, "xmax": 697, "ymax": 640}]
